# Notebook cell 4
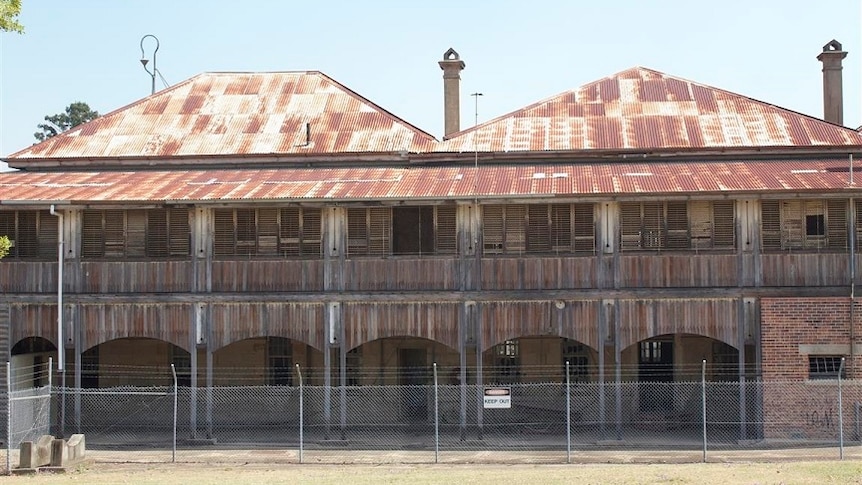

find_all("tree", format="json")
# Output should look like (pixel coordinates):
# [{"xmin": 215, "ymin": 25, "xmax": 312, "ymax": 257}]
[
  {"xmin": 34, "ymin": 102, "xmax": 100, "ymax": 142},
  {"xmin": 0, "ymin": 235, "xmax": 10, "ymax": 259},
  {"xmin": 0, "ymin": 0, "xmax": 23, "ymax": 33}
]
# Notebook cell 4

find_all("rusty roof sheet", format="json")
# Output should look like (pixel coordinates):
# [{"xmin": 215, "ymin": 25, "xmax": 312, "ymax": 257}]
[
  {"xmin": 8, "ymin": 72, "xmax": 438, "ymax": 161},
  {"xmin": 1, "ymin": 160, "xmax": 860, "ymax": 203},
  {"xmin": 439, "ymin": 67, "xmax": 862, "ymax": 153}
]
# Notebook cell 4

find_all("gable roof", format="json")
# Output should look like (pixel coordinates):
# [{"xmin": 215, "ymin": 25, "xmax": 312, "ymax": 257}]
[
  {"xmin": 7, "ymin": 71, "xmax": 438, "ymax": 164},
  {"xmin": 439, "ymin": 67, "xmax": 862, "ymax": 153}
]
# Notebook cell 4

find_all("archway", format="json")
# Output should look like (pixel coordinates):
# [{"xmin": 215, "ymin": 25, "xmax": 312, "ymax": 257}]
[
  {"xmin": 82, "ymin": 337, "xmax": 190, "ymax": 387},
  {"xmin": 212, "ymin": 337, "xmax": 323, "ymax": 386},
  {"xmin": 481, "ymin": 336, "xmax": 597, "ymax": 384},
  {"xmin": 10, "ymin": 337, "xmax": 57, "ymax": 390}
]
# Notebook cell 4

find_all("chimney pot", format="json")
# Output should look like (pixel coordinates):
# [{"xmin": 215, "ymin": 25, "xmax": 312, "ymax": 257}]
[
  {"xmin": 816, "ymin": 39, "xmax": 848, "ymax": 125},
  {"xmin": 439, "ymin": 48, "xmax": 466, "ymax": 138}
]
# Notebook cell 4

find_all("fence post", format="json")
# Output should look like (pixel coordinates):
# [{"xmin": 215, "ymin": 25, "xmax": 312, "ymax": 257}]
[
  {"xmin": 171, "ymin": 363, "xmax": 177, "ymax": 464},
  {"xmin": 701, "ymin": 359, "xmax": 707, "ymax": 463},
  {"xmin": 565, "ymin": 360, "xmax": 571, "ymax": 464},
  {"xmin": 433, "ymin": 362, "xmax": 439, "ymax": 464},
  {"xmin": 6, "ymin": 361, "xmax": 11, "ymax": 476},
  {"xmin": 838, "ymin": 357, "xmax": 845, "ymax": 460},
  {"xmin": 295, "ymin": 363, "xmax": 303, "ymax": 464}
]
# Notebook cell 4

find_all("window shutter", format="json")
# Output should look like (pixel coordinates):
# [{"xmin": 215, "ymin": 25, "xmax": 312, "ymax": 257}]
[
  {"xmin": 435, "ymin": 205, "xmax": 457, "ymax": 254},
  {"xmin": 368, "ymin": 207, "xmax": 391, "ymax": 256},
  {"xmin": 0, "ymin": 212, "xmax": 16, "ymax": 257},
  {"xmin": 301, "ymin": 208, "xmax": 322, "ymax": 257},
  {"xmin": 147, "ymin": 209, "xmax": 169, "ymax": 257},
  {"xmin": 803, "ymin": 200, "xmax": 826, "ymax": 249},
  {"xmin": 781, "ymin": 200, "xmax": 803, "ymax": 249},
  {"xmin": 551, "ymin": 204, "xmax": 572, "ymax": 252},
  {"xmin": 125, "ymin": 210, "xmax": 147, "ymax": 257},
  {"xmin": 856, "ymin": 200, "xmax": 862, "ymax": 253},
  {"xmin": 483, "ymin": 205, "xmax": 504, "ymax": 254},
  {"xmin": 347, "ymin": 208, "xmax": 368, "ymax": 256},
  {"xmin": 257, "ymin": 208, "xmax": 279, "ymax": 255},
  {"xmin": 37, "ymin": 210, "xmax": 58, "ymax": 259},
  {"xmin": 15, "ymin": 211, "xmax": 39, "ymax": 257},
  {"xmin": 642, "ymin": 202, "xmax": 664, "ymax": 249},
  {"xmin": 213, "ymin": 209, "xmax": 236, "ymax": 256},
  {"xmin": 103, "ymin": 210, "xmax": 126, "ymax": 257},
  {"xmin": 505, "ymin": 205, "xmax": 526, "ymax": 253},
  {"xmin": 827, "ymin": 199, "xmax": 848, "ymax": 250},
  {"xmin": 527, "ymin": 204, "xmax": 550, "ymax": 253},
  {"xmin": 620, "ymin": 203, "xmax": 642, "ymax": 251},
  {"xmin": 82, "ymin": 210, "xmax": 105, "ymax": 258},
  {"xmin": 761, "ymin": 200, "xmax": 781, "ymax": 250},
  {"xmin": 712, "ymin": 201, "xmax": 735, "ymax": 249},
  {"xmin": 666, "ymin": 201, "xmax": 688, "ymax": 249},
  {"xmin": 168, "ymin": 208, "xmax": 190, "ymax": 256},
  {"xmin": 573, "ymin": 204, "xmax": 594, "ymax": 253},
  {"xmin": 279, "ymin": 207, "xmax": 301, "ymax": 256},
  {"xmin": 235, "ymin": 209, "xmax": 256, "ymax": 255}
]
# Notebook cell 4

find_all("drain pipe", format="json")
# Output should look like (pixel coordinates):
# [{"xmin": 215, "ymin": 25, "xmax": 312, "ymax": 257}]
[{"xmin": 49, "ymin": 205, "xmax": 64, "ymax": 372}]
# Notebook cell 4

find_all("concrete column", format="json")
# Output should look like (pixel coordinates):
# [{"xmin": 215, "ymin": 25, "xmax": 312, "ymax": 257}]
[
  {"xmin": 816, "ymin": 40, "xmax": 848, "ymax": 125},
  {"xmin": 439, "ymin": 48, "xmax": 466, "ymax": 138}
]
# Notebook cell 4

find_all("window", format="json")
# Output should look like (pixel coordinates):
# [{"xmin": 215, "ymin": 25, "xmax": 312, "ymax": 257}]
[
  {"xmin": 267, "ymin": 337, "xmax": 293, "ymax": 386},
  {"xmin": 0, "ymin": 210, "xmax": 57, "ymax": 259},
  {"xmin": 562, "ymin": 340, "xmax": 590, "ymax": 382},
  {"xmin": 762, "ymin": 199, "xmax": 847, "ymax": 251},
  {"xmin": 620, "ymin": 201, "xmax": 735, "ymax": 251},
  {"xmin": 82, "ymin": 208, "xmax": 190, "ymax": 259},
  {"xmin": 483, "ymin": 203, "xmax": 594, "ymax": 255},
  {"xmin": 492, "ymin": 339, "xmax": 520, "ymax": 384},
  {"xmin": 213, "ymin": 207, "xmax": 321, "ymax": 258},
  {"xmin": 808, "ymin": 356, "xmax": 846, "ymax": 380},
  {"xmin": 346, "ymin": 348, "xmax": 362, "ymax": 386},
  {"xmin": 170, "ymin": 346, "xmax": 191, "ymax": 387},
  {"xmin": 347, "ymin": 205, "xmax": 457, "ymax": 257}
]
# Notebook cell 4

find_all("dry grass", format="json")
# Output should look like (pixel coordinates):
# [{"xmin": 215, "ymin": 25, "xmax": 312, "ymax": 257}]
[{"xmin": 5, "ymin": 461, "xmax": 862, "ymax": 485}]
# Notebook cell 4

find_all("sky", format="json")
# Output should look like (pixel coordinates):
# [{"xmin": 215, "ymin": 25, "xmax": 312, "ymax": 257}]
[{"xmin": 0, "ymin": 0, "xmax": 860, "ymax": 171}]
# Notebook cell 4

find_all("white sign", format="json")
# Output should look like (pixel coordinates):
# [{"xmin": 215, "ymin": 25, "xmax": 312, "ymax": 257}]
[{"xmin": 483, "ymin": 387, "xmax": 511, "ymax": 409}]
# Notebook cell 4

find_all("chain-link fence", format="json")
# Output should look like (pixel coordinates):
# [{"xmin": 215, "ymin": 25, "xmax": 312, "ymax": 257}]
[{"xmin": 6, "ymin": 362, "xmax": 862, "ymax": 468}]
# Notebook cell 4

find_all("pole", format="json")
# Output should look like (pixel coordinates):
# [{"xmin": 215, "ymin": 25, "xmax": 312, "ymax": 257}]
[
  {"xmin": 296, "ymin": 363, "xmax": 303, "ymax": 464},
  {"xmin": 171, "ymin": 363, "xmax": 177, "ymax": 463},
  {"xmin": 6, "ymin": 361, "xmax": 11, "ymax": 475},
  {"xmin": 838, "ymin": 357, "xmax": 845, "ymax": 460},
  {"xmin": 433, "ymin": 362, "xmax": 439, "ymax": 464},
  {"xmin": 701, "ymin": 359, "xmax": 707, "ymax": 463},
  {"xmin": 565, "ymin": 360, "xmax": 571, "ymax": 464},
  {"xmin": 49, "ymin": 205, "xmax": 66, "ymax": 439}
]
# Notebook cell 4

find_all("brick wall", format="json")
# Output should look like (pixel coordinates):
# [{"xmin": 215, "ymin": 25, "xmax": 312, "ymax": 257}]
[{"xmin": 761, "ymin": 297, "xmax": 862, "ymax": 440}]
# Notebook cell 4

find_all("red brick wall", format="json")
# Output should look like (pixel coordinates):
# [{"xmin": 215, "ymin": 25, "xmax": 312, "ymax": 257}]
[{"xmin": 760, "ymin": 297, "xmax": 862, "ymax": 439}]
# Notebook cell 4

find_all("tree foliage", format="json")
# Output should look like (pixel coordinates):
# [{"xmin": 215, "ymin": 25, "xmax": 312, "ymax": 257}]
[
  {"xmin": 0, "ymin": 235, "xmax": 10, "ymax": 260},
  {"xmin": 0, "ymin": 0, "xmax": 24, "ymax": 34},
  {"xmin": 34, "ymin": 102, "xmax": 100, "ymax": 142}
]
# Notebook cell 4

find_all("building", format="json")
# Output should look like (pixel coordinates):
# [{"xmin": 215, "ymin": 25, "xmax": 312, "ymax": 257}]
[{"xmin": 1, "ymin": 42, "xmax": 860, "ymax": 442}]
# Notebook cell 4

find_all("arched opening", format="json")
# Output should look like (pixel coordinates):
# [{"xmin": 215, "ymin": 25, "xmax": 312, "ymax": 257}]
[
  {"xmin": 482, "ymin": 336, "xmax": 597, "ymax": 384},
  {"xmin": 345, "ymin": 336, "xmax": 458, "ymax": 386},
  {"xmin": 212, "ymin": 337, "xmax": 323, "ymax": 386},
  {"xmin": 11, "ymin": 337, "xmax": 57, "ymax": 390},
  {"xmin": 82, "ymin": 338, "xmax": 190, "ymax": 388}
]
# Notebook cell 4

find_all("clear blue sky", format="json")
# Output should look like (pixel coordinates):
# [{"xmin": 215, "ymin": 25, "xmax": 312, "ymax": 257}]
[{"xmin": 1, "ymin": 0, "xmax": 860, "ymax": 170}]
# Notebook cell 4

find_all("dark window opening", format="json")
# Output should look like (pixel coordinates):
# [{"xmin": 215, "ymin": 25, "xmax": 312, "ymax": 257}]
[
  {"xmin": 170, "ymin": 346, "xmax": 191, "ymax": 387},
  {"xmin": 809, "ymin": 355, "xmax": 845, "ymax": 380},
  {"xmin": 81, "ymin": 347, "xmax": 99, "ymax": 389},
  {"xmin": 806, "ymin": 214, "xmax": 825, "ymax": 237},
  {"xmin": 267, "ymin": 337, "xmax": 293, "ymax": 386},
  {"xmin": 492, "ymin": 339, "xmax": 520, "ymax": 384}
]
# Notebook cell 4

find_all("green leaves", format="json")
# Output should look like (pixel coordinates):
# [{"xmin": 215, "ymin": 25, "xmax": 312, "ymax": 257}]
[
  {"xmin": 0, "ymin": 235, "xmax": 10, "ymax": 259},
  {"xmin": 0, "ymin": 0, "xmax": 24, "ymax": 34},
  {"xmin": 34, "ymin": 102, "xmax": 100, "ymax": 142}
]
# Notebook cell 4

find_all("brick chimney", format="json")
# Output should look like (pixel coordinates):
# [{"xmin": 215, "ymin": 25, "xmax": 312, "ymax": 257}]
[
  {"xmin": 816, "ymin": 39, "xmax": 848, "ymax": 125},
  {"xmin": 439, "ymin": 48, "xmax": 465, "ymax": 138}
]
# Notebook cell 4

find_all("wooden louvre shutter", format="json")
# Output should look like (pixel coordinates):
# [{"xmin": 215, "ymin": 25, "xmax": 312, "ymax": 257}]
[
  {"xmin": 642, "ymin": 202, "xmax": 664, "ymax": 249},
  {"xmin": 368, "ymin": 207, "xmax": 391, "ymax": 256},
  {"xmin": 483, "ymin": 205, "xmax": 504, "ymax": 254},
  {"xmin": 666, "ymin": 201, "xmax": 688, "ymax": 249},
  {"xmin": 235, "ymin": 209, "xmax": 256, "ymax": 255},
  {"xmin": 689, "ymin": 201, "xmax": 711, "ymax": 249},
  {"xmin": 435, "ymin": 205, "xmax": 457, "ymax": 254},
  {"xmin": 103, "ymin": 210, "xmax": 126, "ymax": 257},
  {"xmin": 147, "ymin": 209, "xmax": 169, "ymax": 257},
  {"xmin": 573, "ymin": 204, "xmax": 594, "ymax": 253},
  {"xmin": 82, "ymin": 210, "xmax": 105, "ymax": 258},
  {"xmin": 125, "ymin": 210, "xmax": 147, "ymax": 257},
  {"xmin": 37, "ymin": 210, "xmax": 58, "ymax": 259},
  {"xmin": 279, "ymin": 207, "xmax": 301, "ymax": 256},
  {"xmin": 257, "ymin": 208, "xmax": 279, "ymax": 256},
  {"xmin": 301, "ymin": 208, "xmax": 322, "ymax": 257},
  {"xmin": 0, "ymin": 211, "xmax": 16, "ymax": 257},
  {"xmin": 712, "ymin": 201, "xmax": 735, "ymax": 249},
  {"xmin": 213, "ymin": 209, "xmax": 236, "ymax": 256},
  {"xmin": 168, "ymin": 208, "xmax": 190, "ymax": 256},
  {"xmin": 527, "ymin": 204, "xmax": 550, "ymax": 253},
  {"xmin": 619, "ymin": 203, "xmax": 642, "ymax": 251},
  {"xmin": 551, "ymin": 204, "xmax": 572, "ymax": 252},
  {"xmin": 760, "ymin": 200, "xmax": 781, "ymax": 250},
  {"xmin": 347, "ymin": 208, "xmax": 368, "ymax": 256},
  {"xmin": 505, "ymin": 205, "xmax": 526, "ymax": 253},
  {"xmin": 856, "ymin": 200, "xmax": 862, "ymax": 253},
  {"xmin": 781, "ymin": 200, "xmax": 803, "ymax": 249},
  {"xmin": 803, "ymin": 200, "xmax": 826, "ymax": 249},
  {"xmin": 15, "ymin": 211, "xmax": 39, "ymax": 258},
  {"xmin": 826, "ymin": 200, "xmax": 848, "ymax": 250}
]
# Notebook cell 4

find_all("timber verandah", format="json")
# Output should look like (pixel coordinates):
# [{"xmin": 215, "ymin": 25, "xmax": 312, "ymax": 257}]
[{"xmin": 1, "ymin": 195, "xmax": 860, "ymax": 440}]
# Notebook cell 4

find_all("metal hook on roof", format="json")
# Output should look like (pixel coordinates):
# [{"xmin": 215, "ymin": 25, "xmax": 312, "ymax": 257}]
[{"xmin": 140, "ymin": 34, "xmax": 160, "ymax": 95}]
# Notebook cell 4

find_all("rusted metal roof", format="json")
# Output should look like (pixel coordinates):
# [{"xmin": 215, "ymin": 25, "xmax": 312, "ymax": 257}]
[
  {"xmin": 7, "ymin": 72, "xmax": 438, "ymax": 162},
  {"xmin": 439, "ymin": 67, "xmax": 862, "ymax": 152},
  {"xmin": 2, "ymin": 159, "xmax": 860, "ymax": 203}
]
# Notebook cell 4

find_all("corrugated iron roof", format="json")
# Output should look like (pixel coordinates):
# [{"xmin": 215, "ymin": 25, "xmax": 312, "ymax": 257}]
[
  {"xmin": 7, "ymin": 71, "xmax": 438, "ymax": 161},
  {"xmin": 440, "ymin": 67, "xmax": 862, "ymax": 152},
  {"xmin": 1, "ymin": 160, "xmax": 860, "ymax": 203}
]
